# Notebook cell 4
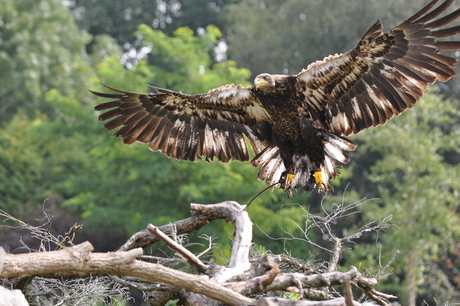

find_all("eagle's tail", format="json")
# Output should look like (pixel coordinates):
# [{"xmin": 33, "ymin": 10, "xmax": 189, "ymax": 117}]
[
  {"xmin": 315, "ymin": 132, "xmax": 357, "ymax": 193},
  {"xmin": 251, "ymin": 133, "xmax": 356, "ymax": 196},
  {"xmin": 251, "ymin": 145, "xmax": 287, "ymax": 187}
]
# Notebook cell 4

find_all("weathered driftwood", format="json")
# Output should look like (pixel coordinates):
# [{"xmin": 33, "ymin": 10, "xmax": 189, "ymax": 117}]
[
  {"xmin": 0, "ymin": 201, "xmax": 390, "ymax": 306},
  {"xmin": 0, "ymin": 241, "xmax": 251, "ymax": 305}
]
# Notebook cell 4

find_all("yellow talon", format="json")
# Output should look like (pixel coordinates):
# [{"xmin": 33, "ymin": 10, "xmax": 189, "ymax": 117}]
[
  {"xmin": 313, "ymin": 171, "xmax": 323, "ymax": 188},
  {"xmin": 287, "ymin": 173, "xmax": 295, "ymax": 183}
]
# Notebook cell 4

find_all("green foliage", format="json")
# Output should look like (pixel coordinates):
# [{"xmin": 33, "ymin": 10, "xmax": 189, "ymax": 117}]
[
  {"xmin": 0, "ymin": 114, "xmax": 48, "ymax": 212},
  {"xmin": 69, "ymin": 0, "xmax": 231, "ymax": 48},
  {"xmin": 133, "ymin": 24, "xmax": 252, "ymax": 92},
  {"xmin": 0, "ymin": 88, "xmax": 100, "ymax": 211},
  {"xmin": 224, "ymin": 0, "xmax": 460, "ymax": 88},
  {"xmin": 0, "ymin": 0, "xmax": 94, "ymax": 122}
]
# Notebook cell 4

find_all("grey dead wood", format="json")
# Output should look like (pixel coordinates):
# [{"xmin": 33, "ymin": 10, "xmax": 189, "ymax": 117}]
[
  {"xmin": 172, "ymin": 201, "xmax": 254, "ymax": 305},
  {"xmin": 227, "ymin": 267, "xmax": 358, "ymax": 296},
  {"xmin": 0, "ymin": 202, "xmax": 393, "ymax": 306},
  {"xmin": 147, "ymin": 224, "xmax": 208, "ymax": 273},
  {"xmin": 118, "ymin": 201, "xmax": 244, "ymax": 252},
  {"xmin": 0, "ymin": 202, "xmax": 255, "ymax": 305},
  {"xmin": 0, "ymin": 241, "xmax": 251, "ymax": 305},
  {"xmin": 241, "ymin": 297, "xmax": 379, "ymax": 306}
]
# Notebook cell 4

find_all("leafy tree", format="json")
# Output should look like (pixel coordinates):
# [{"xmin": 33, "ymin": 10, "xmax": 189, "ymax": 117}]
[
  {"xmin": 68, "ymin": 0, "xmax": 232, "ymax": 50},
  {"xmin": 0, "ymin": 0, "xmax": 94, "ymax": 122},
  {"xmin": 0, "ymin": 114, "xmax": 51, "ymax": 213},
  {"xmin": 224, "ymin": 0, "xmax": 460, "ymax": 83}
]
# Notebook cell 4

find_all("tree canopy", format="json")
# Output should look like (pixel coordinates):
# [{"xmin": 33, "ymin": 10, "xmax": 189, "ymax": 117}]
[{"xmin": 0, "ymin": 0, "xmax": 94, "ymax": 122}]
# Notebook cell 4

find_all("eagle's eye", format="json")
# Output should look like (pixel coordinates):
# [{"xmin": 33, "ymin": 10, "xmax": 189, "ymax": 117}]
[{"xmin": 254, "ymin": 73, "xmax": 275, "ymax": 90}]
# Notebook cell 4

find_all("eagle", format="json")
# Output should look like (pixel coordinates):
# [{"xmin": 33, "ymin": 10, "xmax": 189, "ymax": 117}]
[{"xmin": 92, "ymin": 0, "xmax": 460, "ymax": 196}]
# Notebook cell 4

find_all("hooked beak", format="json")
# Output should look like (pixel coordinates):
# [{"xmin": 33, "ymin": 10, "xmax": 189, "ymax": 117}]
[{"xmin": 254, "ymin": 77, "xmax": 268, "ymax": 89}]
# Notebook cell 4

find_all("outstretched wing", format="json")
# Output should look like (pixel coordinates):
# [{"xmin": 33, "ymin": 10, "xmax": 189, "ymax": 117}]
[
  {"xmin": 91, "ymin": 84, "xmax": 272, "ymax": 163},
  {"xmin": 297, "ymin": 0, "xmax": 460, "ymax": 136}
]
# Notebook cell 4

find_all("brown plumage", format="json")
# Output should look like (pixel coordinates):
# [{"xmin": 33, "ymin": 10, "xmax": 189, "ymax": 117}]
[{"xmin": 92, "ymin": 0, "xmax": 460, "ymax": 196}]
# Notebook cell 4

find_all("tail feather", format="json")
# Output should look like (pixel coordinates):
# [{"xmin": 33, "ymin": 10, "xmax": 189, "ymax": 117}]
[
  {"xmin": 316, "ymin": 131, "xmax": 356, "ymax": 193},
  {"xmin": 252, "ymin": 145, "xmax": 286, "ymax": 184},
  {"xmin": 323, "ymin": 132, "xmax": 357, "ymax": 153},
  {"xmin": 251, "ymin": 132, "xmax": 356, "ymax": 195},
  {"xmin": 318, "ymin": 155, "xmax": 338, "ymax": 194},
  {"xmin": 323, "ymin": 142, "xmax": 350, "ymax": 164}
]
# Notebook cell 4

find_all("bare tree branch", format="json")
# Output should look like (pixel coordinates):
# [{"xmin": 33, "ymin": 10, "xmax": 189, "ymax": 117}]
[
  {"xmin": 111, "ymin": 275, "xmax": 181, "ymax": 292},
  {"xmin": 0, "ymin": 208, "xmax": 80, "ymax": 251},
  {"xmin": 342, "ymin": 278, "xmax": 354, "ymax": 306},
  {"xmin": 375, "ymin": 249, "xmax": 400, "ymax": 280},
  {"xmin": 328, "ymin": 238, "xmax": 343, "ymax": 272},
  {"xmin": 226, "ymin": 263, "xmax": 280, "ymax": 295},
  {"xmin": 351, "ymin": 273, "xmax": 396, "ymax": 306},
  {"xmin": 0, "ymin": 242, "xmax": 252, "ymax": 305},
  {"xmin": 118, "ymin": 201, "xmax": 238, "ymax": 251},
  {"xmin": 147, "ymin": 224, "xmax": 208, "ymax": 273},
  {"xmin": 1, "ymin": 201, "xmax": 397, "ymax": 306},
  {"xmin": 241, "ymin": 297, "xmax": 379, "ymax": 305},
  {"xmin": 191, "ymin": 201, "xmax": 252, "ymax": 272}
]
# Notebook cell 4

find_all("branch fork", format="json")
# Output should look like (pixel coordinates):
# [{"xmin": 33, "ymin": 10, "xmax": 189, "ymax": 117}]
[{"xmin": 1, "ymin": 201, "xmax": 392, "ymax": 305}]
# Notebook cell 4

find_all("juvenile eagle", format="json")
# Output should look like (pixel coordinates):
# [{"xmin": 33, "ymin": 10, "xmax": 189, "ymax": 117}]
[{"xmin": 92, "ymin": 0, "xmax": 460, "ymax": 196}]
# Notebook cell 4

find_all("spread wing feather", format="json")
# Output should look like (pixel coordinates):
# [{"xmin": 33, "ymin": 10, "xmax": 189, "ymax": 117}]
[
  {"xmin": 92, "ymin": 84, "xmax": 272, "ymax": 163},
  {"xmin": 297, "ymin": 0, "xmax": 460, "ymax": 136}
]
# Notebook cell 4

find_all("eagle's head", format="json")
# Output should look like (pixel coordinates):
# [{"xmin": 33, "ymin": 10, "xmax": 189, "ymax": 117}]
[{"xmin": 254, "ymin": 73, "xmax": 276, "ymax": 92}]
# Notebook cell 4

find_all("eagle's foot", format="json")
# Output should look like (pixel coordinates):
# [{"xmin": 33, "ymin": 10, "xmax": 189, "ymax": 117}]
[
  {"xmin": 313, "ymin": 171, "xmax": 323, "ymax": 188},
  {"xmin": 287, "ymin": 173, "xmax": 295, "ymax": 183}
]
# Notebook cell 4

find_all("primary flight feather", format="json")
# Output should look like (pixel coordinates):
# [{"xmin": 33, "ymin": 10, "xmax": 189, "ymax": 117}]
[{"xmin": 92, "ymin": 0, "xmax": 460, "ymax": 196}]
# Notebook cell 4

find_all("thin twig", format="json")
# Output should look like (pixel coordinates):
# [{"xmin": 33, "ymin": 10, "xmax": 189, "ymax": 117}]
[
  {"xmin": 147, "ymin": 224, "xmax": 208, "ymax": 273},
  {"xmin": 358, "ymin": 249, "xmax": 401, "ymax": 303},
  {"xmin": 375, "ymin": 249, "xmax": 400, "ymax": 280},
  {"xmin": 110, "ymin": 275, "xmax": 180, "ymax": 292},
  {"xmin": 196, "ymin": 234, "xmax": 216, "ymax": 259}
]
